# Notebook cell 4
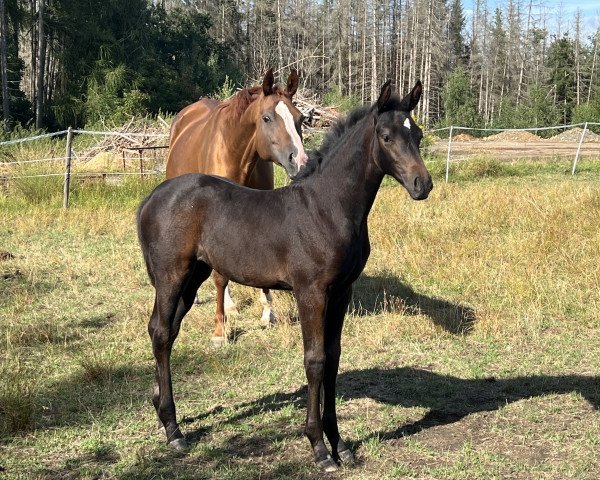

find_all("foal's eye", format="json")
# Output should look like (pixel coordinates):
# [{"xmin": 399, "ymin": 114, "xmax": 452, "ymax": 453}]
[
  {"xmin": 263, "ymin": 115, "xmax": 272, "ymax": 123},
  {"xmin": 382, "ymin": 134, "xmax": 391, "ymax": 143}
]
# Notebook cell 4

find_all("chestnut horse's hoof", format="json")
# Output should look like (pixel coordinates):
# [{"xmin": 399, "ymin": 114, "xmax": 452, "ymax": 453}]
[
  {"xmin": 316, "ymin": 455, "xmax": 338, "ymax": 472},
  {"xmin": 338, "ymin": 448, "xmax": 355, "ymax": 465},
  {"xmin": 168, "ymin": 437, "xmax": 188, "ymax": 450},
  {"xmin": 261, "ymin": 310, "xmax": 276, "ymax": 327},
  {"xmin": 211, "ymin": 336, "xmax": 227, "ymax": 348}
]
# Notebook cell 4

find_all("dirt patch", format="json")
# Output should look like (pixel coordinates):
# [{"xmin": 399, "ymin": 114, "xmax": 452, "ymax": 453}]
[
  {"xmin": 484, "ymin": 130, "xmax": 541, "ymax": 142},
  {"xmin": 453, "ymin": 133, "xmax": 476, "ymax": 142},
  {"xmin": 430, "ymin": 129, "xmax": 600, "ymax": 159},
  {"xmin": 549, "ymin": 127, "xmax": 600, "ymax": 143},
  {"xmin": 0, "ymin": 250, "xmax": 17, "ymax": 261}
]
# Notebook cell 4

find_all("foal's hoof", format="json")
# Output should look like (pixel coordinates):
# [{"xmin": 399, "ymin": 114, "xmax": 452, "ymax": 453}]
[
  {"xmin": 211, "ymin": 336, "xmax": 227, "ymax": 348},
  {"xmin": 168, "ymin": 438, "xmax": 188, "ymax": 450},
  {"xmin": 338, "ymin": 448, "xmax": 356, "ymax": 465},
  {"xmin": 193, "ymin": 294, "xmax": 201, "ymax": 305},
  {"xmin": 316, "ymin": 455, "xmax": 338, "ymax": 472}
]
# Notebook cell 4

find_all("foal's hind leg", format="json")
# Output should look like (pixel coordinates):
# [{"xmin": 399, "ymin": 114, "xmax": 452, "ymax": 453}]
[{"xmin": 150, "ymin": 262, "xmax": 211, "ymax": 448}]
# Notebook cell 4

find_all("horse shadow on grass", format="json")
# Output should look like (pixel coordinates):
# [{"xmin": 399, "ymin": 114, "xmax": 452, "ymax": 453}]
[
  {"xmin": 182, "ymin": 367, "xmax": 599, "ymax": 454},
  {"xmin": 352, "ymin": 273, "xmax": 476, "ymax": 334}
]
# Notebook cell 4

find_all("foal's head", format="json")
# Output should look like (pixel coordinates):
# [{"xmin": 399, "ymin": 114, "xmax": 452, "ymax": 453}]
[
  {"xmin": 248, "ymin": 69, "xmax": 308, "ymax": 179},
  {"xmin": 372, "ymin": 81, "xmax": 433, "ymax": 200}
]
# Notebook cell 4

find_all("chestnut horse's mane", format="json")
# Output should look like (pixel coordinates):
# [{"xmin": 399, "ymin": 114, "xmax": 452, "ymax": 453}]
[{"xmin": 219, "ymin": 84, "xmax": 286, "ymax": 122}]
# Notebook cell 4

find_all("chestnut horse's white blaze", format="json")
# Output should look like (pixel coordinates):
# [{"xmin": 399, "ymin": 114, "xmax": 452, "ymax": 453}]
[{"xmin": 276, "ymin": 101, "xmax": 308, "ymax": 168}]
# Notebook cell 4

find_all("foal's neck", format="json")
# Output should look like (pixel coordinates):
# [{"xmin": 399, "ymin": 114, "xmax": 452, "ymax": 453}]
[{"xmin": 310, "ymin": 116, "xmax": 385, "ymax": 225}]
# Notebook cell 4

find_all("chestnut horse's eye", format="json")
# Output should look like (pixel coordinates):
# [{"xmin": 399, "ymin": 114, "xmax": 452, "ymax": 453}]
[{"xmin": 263, "ymin": 115, "xmax": 272, "ymax": 123}]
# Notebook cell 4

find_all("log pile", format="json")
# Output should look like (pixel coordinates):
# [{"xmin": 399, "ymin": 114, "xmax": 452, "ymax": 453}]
[{"xmin": 77, "ymin": 118, "xmax": 169, "ymax": 161}]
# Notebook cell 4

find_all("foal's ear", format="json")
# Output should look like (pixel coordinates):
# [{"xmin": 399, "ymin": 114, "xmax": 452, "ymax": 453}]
[
  {"xmin": 400, "ymin": 80, "xmax": 423, "ymax": 112},
  {"xmin": 376, "ymin": 80, "xmax": 392, "ymax": 112},
  {"xmin": 286, "ymin": 69, "xmax": 299, "ymax": 98},
  {"xmin": 262, "ymin": 68, "xmax": 275, "ymax": 96}
]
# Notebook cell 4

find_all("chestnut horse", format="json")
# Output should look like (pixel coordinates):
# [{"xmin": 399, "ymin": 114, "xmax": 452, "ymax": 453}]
[
  {"xmin": 138, "ymin": 81, "xmax": 432, "ymax": 471},
  {"xmin": 166, "ymin": 69, "xmax": 308, "ymax": 346}
]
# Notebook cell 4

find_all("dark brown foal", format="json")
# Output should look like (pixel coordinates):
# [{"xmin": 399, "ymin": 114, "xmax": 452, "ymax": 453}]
[{"xmin": 138, "ymin": 80, "xmax": 432, "ymax": 470}]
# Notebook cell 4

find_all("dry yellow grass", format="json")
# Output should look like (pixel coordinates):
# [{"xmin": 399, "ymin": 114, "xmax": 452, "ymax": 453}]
[{"xmin": 1, "ymin": 168, "xmax": 599, "ymax": 479}]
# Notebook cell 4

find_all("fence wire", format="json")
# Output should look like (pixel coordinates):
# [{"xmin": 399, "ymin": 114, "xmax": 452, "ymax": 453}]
[{"xmin": 1, "ymin": 124, "xmax": 598, "ymax": 202}]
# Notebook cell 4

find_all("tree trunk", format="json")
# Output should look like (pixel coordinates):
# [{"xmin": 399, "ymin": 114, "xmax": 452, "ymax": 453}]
[
  {"xmin": 516, "ymin": 0, "xmax": 532, "ymax": 105},
  {"xmin": 361, "ymin": 0, "xmax": 367, "ymax": 102},
  {"xmin": 370, "ymin": 1, "xmax": 377, "ymax": 101},
  {"xmin": 276, "ymin": 0, "xmax": 283, "ymax": 72},
  {"xmin": 36, "ymin": 0, "xmax": 46, "ymax": 129},
  {"xmin": 0, "ymin": 0, "xmax": 11, "ymax": 131},
  {"xmin": 574, "ymin": 10, "xmax": 581, "ymax": 106},
  {"xmin": 588, "ymin": 28, "xmax": 599, "ymax": 104}
]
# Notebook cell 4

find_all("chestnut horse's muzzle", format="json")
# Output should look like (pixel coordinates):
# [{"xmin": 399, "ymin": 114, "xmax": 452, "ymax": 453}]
[{"xmin": 280, "ymin": 146, "xmax": 308, "ymax": 179}]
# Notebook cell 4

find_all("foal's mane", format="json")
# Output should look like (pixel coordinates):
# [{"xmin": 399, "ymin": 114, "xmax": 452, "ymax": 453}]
[
  {"xmin": 295, "ymin": 94, "xmax": 408, "ymax": 180},
  {"xmin": 294, "ymin": 106, "xmax": 370, "ymax": 180},
  {"xmin": 296, "ymin": 95, "xmax": 404, "ymax": 180},
  {"xmin": 220, "ymin": 84, "xmax": 287, "ymax": 122}
]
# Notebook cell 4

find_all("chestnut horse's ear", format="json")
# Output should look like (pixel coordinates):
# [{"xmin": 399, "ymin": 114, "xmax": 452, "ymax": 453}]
[
  {"xmin": 399, "ymin": 80, "xmax": 423, "ymax": 112},
  {"xmin": 262, "ymin": 68, "xmax": 275, "ymax": 96},
  {"xmin": 286, "ymin": 69, "xmax": 299, "ymax": 98},
  {"xmin": 375, "ymin": 80, "xmax": 392, "ymax": 112}
]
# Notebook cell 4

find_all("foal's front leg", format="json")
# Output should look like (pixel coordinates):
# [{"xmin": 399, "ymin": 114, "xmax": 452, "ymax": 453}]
[
  {"xmin": 323, "ymin": 285, "xmax": 354, "ymax": 465},
  {"xmin": 296, "ymin": 288, "xmax": 338, "ymax": 472}
]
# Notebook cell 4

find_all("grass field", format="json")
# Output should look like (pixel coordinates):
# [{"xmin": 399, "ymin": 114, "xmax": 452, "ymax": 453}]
[{"xmin": 1, "ymin": 157, "xmax": 599, "ymax": 479}]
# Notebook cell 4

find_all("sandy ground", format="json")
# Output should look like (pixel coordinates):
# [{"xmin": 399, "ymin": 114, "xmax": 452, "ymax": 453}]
[{"xmin": 429, "ymin": 140, "xmax": 600, "ymax": 160}]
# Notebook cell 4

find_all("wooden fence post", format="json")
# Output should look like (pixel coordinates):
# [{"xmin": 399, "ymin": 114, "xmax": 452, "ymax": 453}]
[{"xmin": 62, "ymin": 126, "xmax": 73, "ymax": 208}]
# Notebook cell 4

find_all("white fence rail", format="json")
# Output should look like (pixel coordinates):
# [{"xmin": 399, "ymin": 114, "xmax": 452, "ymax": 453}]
[
  {"xmin": 428, "ymin": 122, "xmax": 600, "ymax": 182},
  {"xmin": 1, "ymin": 127, "xmax": 169, "ymax": 207},
  {"xmin": 1, "ymin": 122, "xmax": 599, "ymax": 207}
]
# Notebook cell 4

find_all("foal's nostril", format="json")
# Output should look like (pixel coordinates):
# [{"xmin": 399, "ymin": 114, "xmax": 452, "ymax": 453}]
[{"xmin": 414, "ymin": 176, "xmax": 422, "ymax": 192}]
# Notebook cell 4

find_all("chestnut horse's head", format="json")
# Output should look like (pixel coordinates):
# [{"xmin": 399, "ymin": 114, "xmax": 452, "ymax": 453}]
[
  {"xmin": 371, "ymin": 80, "xmax": 433, "ymax": 200},
  {"xmin": 248, "ymin": 69, "xmax": 308, "ymax": 179}
]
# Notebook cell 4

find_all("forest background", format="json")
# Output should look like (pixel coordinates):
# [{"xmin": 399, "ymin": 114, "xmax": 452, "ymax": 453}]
[{"xmin": 1, "ymin": 0, "xmax": 599, "ymax": 134}]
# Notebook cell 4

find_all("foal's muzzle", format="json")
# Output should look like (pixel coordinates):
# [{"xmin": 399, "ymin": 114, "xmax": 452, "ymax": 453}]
[{"xmin": 409, "ymin": 173, "xmax": 433, "ymax": 200}]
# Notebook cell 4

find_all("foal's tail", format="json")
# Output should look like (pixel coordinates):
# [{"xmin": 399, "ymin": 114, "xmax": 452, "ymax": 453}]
[{"xmin": 136, "ymin": 194, "xmax": 156, "ymax": 287}]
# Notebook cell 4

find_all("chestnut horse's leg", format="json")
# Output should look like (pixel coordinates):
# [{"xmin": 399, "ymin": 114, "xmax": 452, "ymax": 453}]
[
  {"xmin": 260, "ymin": 289, "xmax": 276, "ymax": 326},
  {"xmin": 212, "ymin": 271, "xmax": 229, "ymax": 347},
  {"xmin": 149, "ymin": 261, "xmax": 211, "ymax": 448},
  {"xmin": 296, "ymin": 287, "xmax": 338, "ymax": 472},
  {"xmin": 223, "ymin": 285, "xmax": 238, "ymax": 315},
  {"xmin": 322, "ymin": 285, "xmax": 355, "ymax": 465}
]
